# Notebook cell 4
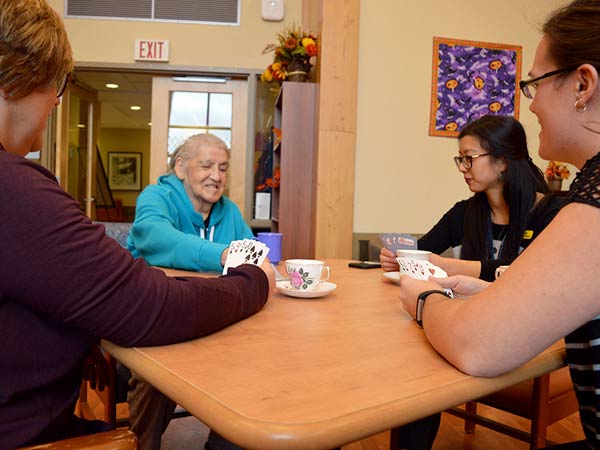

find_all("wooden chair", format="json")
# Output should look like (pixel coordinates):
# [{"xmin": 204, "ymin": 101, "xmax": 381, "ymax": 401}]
[
  {"xmin": 19, "ymin": 429, "xmax": 137, "ymax": 450},
  {"xmin": 446, "ymin": 367, "xmax": 578, "ymax": 449},
  {"xmin": 77, "ymin": 349, "xmax": 125, "ymax": 427}
]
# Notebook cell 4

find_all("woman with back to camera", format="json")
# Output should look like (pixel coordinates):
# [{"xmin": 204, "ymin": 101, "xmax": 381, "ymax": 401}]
[
  {"xmin": 398, "ymin": 1, "xmax": 600, "ymax": 449},
  {"xmin": 380, "ymin": 114, "xmax": 564, "ymax": 282},
  {"xmin": 0, "ymin": 0, "xmax": 274, "ymax": 448}
]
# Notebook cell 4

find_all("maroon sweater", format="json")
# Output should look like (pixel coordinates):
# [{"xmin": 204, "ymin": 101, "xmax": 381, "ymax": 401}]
[{"xmin": 0, "ymin": 149, "xmax": 269, "ymax": 448}]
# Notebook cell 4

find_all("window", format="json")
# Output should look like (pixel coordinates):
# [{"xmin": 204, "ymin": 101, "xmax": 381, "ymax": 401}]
[
  {"xmin": 167, "ymin": 91, "xmax": 233, "ymax": 156},
  {"xmin": 66, "ymin": 0, "xmax": 239, "ymax": 25}
]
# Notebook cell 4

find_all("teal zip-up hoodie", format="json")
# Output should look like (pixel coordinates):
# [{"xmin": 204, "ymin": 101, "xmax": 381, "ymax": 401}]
[{"xmin": 127, "ymin": 174, "xmax": 253, "ymax": 272}]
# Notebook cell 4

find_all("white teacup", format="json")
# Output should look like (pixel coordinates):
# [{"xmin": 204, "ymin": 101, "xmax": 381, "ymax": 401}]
[
  {"xmin": 495, "ymin": 265, "xmax": 510, "ymax": 279},
  {"xmin": 285, "ymin": 259, "xmax": 330, "ymax": 291},
  {"xmin": 396, "ymin": 249, "xmax": 432, "ymax": 261}
]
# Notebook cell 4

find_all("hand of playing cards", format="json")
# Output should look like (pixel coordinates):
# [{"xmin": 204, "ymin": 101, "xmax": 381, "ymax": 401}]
[
  {"xmin": 223, "ymin": 239, "xmax": 270, "ymax": 275},
  {"xmin": 397, "ymin": 257, "xmax": 448, "ymax": 280},
  {"xmin": 379, "ymin": 233, "xmax": 418, "ymax": 253},
  {"xmin": 397, "ymin": 257, "xmax": 454, "ymax": 298}
]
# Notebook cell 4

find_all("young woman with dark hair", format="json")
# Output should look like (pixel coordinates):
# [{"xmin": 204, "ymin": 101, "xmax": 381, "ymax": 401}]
[{"xmin": 381, "ymin": 114, "xmax": 564, "ymax": 281}]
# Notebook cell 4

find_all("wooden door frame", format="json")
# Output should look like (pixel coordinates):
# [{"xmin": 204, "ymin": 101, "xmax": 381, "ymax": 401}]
[
  {"xmin": 150, "ymin": 76, "xmax": 249, "ymax": 214},
  {"xmin": 56, "ymin": 82, "xmax": 100, "ymax": 218}
]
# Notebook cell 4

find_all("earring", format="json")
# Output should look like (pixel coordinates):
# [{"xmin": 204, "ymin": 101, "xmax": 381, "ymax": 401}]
[
  {"xmin": 575, "ymin": 98, "xmax": 588, "ymax": 112},
  {"xmin": 499, "ymin": 171, "xmax": 505, "ymax": 182}
]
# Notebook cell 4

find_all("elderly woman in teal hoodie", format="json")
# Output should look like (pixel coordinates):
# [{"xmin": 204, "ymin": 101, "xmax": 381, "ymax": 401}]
[
  {"xmin": 128, "ymin": 133, "xmax": 253, "ymax": 273},
  {"xmin": 127, "ymin": 133, "xmax": 253, "ymax": 450}
]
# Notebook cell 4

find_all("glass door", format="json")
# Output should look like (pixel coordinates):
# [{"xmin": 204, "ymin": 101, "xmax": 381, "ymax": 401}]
[
  {"xmin": 57, "ymin": 82, "xmax": 100, "ymax": 218},
  {"xmin": 150, "ymin": 76, "xmax": 248, "ymax": 216}
]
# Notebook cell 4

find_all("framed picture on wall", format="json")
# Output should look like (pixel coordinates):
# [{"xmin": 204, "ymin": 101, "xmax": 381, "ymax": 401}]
[
  {"xmin": 429, "ymin": 37, "xmax": 522, "ymax": 138},
  {"xmin": 108, "ymin": 152, "xmax": 142, "ymax": 191}
]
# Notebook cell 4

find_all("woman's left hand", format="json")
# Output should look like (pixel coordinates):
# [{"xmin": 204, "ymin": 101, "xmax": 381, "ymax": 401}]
[{"xmin": 398, "ymin": 275, "xmax": 444, "ymax": 319}]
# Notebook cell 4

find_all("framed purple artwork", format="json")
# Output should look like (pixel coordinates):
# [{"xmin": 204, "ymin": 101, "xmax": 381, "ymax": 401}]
[{"xmin": 429, "ymin": 37, "xmax": 522, "ymax": 138}]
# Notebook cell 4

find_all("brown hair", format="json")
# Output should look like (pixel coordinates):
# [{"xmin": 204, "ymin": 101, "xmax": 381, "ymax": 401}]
[
  {"xmin": 0, "ymin": 0, "xmax": 73, "ymax": 99},
  {"xmin": 168, "ymin": 133, "xmax": 230, "ymax": 173},
  {"xmin": 543, "ymin": 0, "xmax": 600, "ymax": 70}
]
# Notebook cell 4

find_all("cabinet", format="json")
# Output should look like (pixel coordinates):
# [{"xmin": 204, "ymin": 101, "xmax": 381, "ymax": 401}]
[{"xmin": 272, "ymin": 82, "xmax": 317, "ymax": 260}]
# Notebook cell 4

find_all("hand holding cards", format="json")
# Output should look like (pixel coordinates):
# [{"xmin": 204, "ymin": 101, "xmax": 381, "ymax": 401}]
[
  {"xmin": 396, "ymin": 254, "xmax": 454, "ymax": 298},
  {"xmin": 223, "ymin": 239, "xmax": 270, "ymax": 275}
]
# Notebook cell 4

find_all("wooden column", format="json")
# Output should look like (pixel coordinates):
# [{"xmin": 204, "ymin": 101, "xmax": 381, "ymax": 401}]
[{"xmin": 303, "ymin": 0, "xmax": 360, "ymax": 259}]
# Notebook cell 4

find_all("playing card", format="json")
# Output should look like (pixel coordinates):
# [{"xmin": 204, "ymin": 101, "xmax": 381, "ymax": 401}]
[
  {"xmin": 397, "ymin": 257, "xmax": 448, "ymax": 280},
  {"xmin": 223, "ymin": 239, "xmax": 270, "ymax": 275},
  {"xmin": 379, "ymin": 233, "xmax": 418, "ymax": 253}
]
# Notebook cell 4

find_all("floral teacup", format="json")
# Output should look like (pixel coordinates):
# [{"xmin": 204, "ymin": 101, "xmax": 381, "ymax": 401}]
[{"xmin": 285, "ymin": 259, "xmax": 330, "ymax": 291}]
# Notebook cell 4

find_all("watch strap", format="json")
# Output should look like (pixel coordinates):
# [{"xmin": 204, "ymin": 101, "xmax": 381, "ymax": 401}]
[{"xmin": 416, "ymin": 289, "xmax": 451, "ymax": 327}]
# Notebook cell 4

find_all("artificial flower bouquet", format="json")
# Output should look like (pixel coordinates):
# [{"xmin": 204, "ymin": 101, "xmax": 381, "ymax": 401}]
[
  {"xmin": 545, "ymin": 160, "xmax": 570, "ymax": 180},
  {"xmin": 261, "ymin": 24, "xmax": 318, "ymax": 83}
]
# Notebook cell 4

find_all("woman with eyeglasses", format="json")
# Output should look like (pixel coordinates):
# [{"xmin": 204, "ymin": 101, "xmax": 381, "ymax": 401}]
[
  {"xmin": 398, "ymin": 1, "xmax": 600, "ymax": 449},
  {"xmin": 380, "ymin": 114, "xmax": 564, "ymax": 282},
  {"xmin": 382, "ymin": 115, "xmax": 564, "ymax": 450}
]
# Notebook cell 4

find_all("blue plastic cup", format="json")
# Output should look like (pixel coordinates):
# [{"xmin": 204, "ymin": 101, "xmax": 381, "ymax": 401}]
[{"xmin": 256, "ymin": 232, "xmax": 283, "ymax": 264}]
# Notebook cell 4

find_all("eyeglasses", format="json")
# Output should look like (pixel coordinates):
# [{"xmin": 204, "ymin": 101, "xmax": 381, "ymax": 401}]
[
  {"xmin": 56, "ymin": 72, "xmax": 72, "ymax": 98},
  {"xmin": 519, "ymin": 66, "xmax": 576, "ymax": 100},
  {"xmin": 453, "ymin": 153, "xmax": 491, "ymax": 170}
]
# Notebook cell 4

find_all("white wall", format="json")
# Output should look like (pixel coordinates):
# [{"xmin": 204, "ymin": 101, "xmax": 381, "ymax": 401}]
[{"xmin": 354, "ymin": 0, "xmax": 571, "ymax": 234}]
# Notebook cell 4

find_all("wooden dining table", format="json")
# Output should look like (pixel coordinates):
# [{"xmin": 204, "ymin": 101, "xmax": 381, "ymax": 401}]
[{"xmin": 102, "ymin": 259, "xmax": 566, "ymax": 450}]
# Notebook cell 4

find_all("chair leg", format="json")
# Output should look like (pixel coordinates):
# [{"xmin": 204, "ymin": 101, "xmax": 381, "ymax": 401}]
[
  {"xmin": 389, "ymin": 427, "xmax": 399, "ymax": 449},
  {"xmin": 464, "ymin": 401, "xmax": 477, "ymax": 433},
  {"xmin": 530, "ymin": 374, "xmax": 550, "ymax": 450}
]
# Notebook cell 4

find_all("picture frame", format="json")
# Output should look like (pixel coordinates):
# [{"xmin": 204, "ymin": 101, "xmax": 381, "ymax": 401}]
[
  {"xmin": 108, "ymin": 152, "xmax": 142, "ymax": 191},
  {"xmin": 429, "ymin": 37, "xmax": 522, "ymax": 138}
]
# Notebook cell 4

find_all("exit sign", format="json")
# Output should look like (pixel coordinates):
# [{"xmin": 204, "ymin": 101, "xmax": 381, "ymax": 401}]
[{"xmin": 134, "ymin": 39, "xmax": 170, "ymax": 62}]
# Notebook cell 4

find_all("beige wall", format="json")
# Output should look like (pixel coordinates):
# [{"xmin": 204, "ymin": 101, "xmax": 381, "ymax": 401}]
[
  {"xmin": 47, "ymin": 0, "xmax": 302, "ymax": 70},
  {"xmin": 99, "ymin": 128, "xmax": 150, "ymax": 207},
  {"xmin": 354, "ymin": 0, "xmax": 572, "ymax": 234}
]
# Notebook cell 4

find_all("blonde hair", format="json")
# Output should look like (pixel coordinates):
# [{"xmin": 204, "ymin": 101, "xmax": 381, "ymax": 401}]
[
  {"xmin": 169, "ymin": 133, "xmax": 230, "ymax": 173},
  {"xmin": 0, "ymin": 0, "xmax": 73, "ymax": 99}
]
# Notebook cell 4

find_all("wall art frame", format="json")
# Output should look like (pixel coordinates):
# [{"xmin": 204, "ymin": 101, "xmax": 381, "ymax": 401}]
[
  {"xmin": 108, "ymin": 152, "xmax": 142, "ymax": 191},
  {"xmin": 429, "ymin": 36, "xmax": 522, "ymax": 138}
]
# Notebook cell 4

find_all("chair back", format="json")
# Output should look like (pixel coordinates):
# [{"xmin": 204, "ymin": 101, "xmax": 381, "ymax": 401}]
[{"xmin": 96, "ymin": 222, "xmax": 132, "ymax": 248}]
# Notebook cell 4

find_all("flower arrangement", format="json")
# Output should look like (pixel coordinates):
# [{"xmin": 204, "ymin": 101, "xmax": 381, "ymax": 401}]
[
  {"xmin": 545, "ymin": 161, "xmax": 570, "ymax": 180},
  {"xmin": 260, "ymin": 24, "xmax": 318, "ymax": 83}
]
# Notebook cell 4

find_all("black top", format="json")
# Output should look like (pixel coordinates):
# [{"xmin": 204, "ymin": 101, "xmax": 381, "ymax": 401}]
[
  {"xmin": 417, "ymin": 195, "xmax": 565, "ymax": 281},
  {"xmin": 564, "ymin": 152, "xmax": 600, "ymax": 449}
]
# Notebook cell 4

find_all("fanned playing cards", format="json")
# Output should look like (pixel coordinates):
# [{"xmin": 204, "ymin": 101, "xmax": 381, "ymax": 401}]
[
  {"xmin": 379, "ymin": 233, "xmax": 418, "ymax": 253},
  {"xmin": 396, "ymin": 257, "xmax": 454, "ymax": 298},
  {"xmin": 222, "ymin": 239, "xmax": 269, "ymax": 275}
]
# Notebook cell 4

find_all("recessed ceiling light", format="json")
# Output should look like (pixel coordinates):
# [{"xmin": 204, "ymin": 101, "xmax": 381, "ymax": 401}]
[
  {"xmin": 130, "ymin": 105, "xmax": 141, "ymax": 111},
  {"xmin": 148, "ymin": 122, "xmax": 152, "ymax": 126},
  {"xmin": 105, "ymin": 83, "xmax": 119, "ymax": 89},
  {"xmin": 77, "ymin": 123, "xmax": 86, "ymax": 128}
]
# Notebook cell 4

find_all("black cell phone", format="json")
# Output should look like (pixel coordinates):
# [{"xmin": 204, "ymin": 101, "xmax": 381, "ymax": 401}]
[{"xmin": 348, "ymin": 261, "xmax": 382, "ymax": 269}]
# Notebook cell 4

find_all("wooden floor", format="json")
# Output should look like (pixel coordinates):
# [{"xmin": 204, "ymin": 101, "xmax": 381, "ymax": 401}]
[{"xmin": 86, "ymin": 388, "xmax": 584, "ymax": 449}]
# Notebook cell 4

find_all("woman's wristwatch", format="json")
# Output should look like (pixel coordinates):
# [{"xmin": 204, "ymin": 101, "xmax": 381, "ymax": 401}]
[{"xmin": 416, "ymin": 289, "xmax": 453, "ymax": 327}]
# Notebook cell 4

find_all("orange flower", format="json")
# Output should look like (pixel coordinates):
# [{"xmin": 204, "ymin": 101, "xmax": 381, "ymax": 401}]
[
  {"xmin": 305, "ymin": 42, "xmax": 318, "ymax": 57},
  {"xmin": 284, "ymin": 37, "xmax": 297, "ymax": 50}
]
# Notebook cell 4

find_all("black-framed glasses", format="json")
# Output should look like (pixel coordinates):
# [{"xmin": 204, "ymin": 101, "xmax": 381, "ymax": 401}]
[
  {"xmin": 56, "ymin": 72, "xmax": 72, "ymax": 98},
  {"xmin": 519, "ymin": 66, "xmax": 576, "ymax": 100},
  {"xmin": 453, "ymin": 153, "xmax": 491, "ymax": 170}
]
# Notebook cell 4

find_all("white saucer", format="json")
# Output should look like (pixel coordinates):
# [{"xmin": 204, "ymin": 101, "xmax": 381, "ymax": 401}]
[
  {"xmin": 276, "ymin": 281, "xmax": 337, "ymax": 298},
  {"xmin": 382, "ymin": 271, "xmax": 401, "ymax": 285}
]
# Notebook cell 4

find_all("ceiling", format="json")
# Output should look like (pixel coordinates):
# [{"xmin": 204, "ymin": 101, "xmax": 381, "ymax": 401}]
[{"xmin": 74, "ymin": 71, "xmax": 153, "ymax": 130}]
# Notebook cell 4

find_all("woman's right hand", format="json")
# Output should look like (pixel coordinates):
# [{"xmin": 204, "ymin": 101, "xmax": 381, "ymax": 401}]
[
  {"xmin": 380, "ymin": 247, "xmax": 399, "ymax": 272},
  {"xmin": 259, "ymin": 257, "xmax": 276, "ymax": 297}
]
